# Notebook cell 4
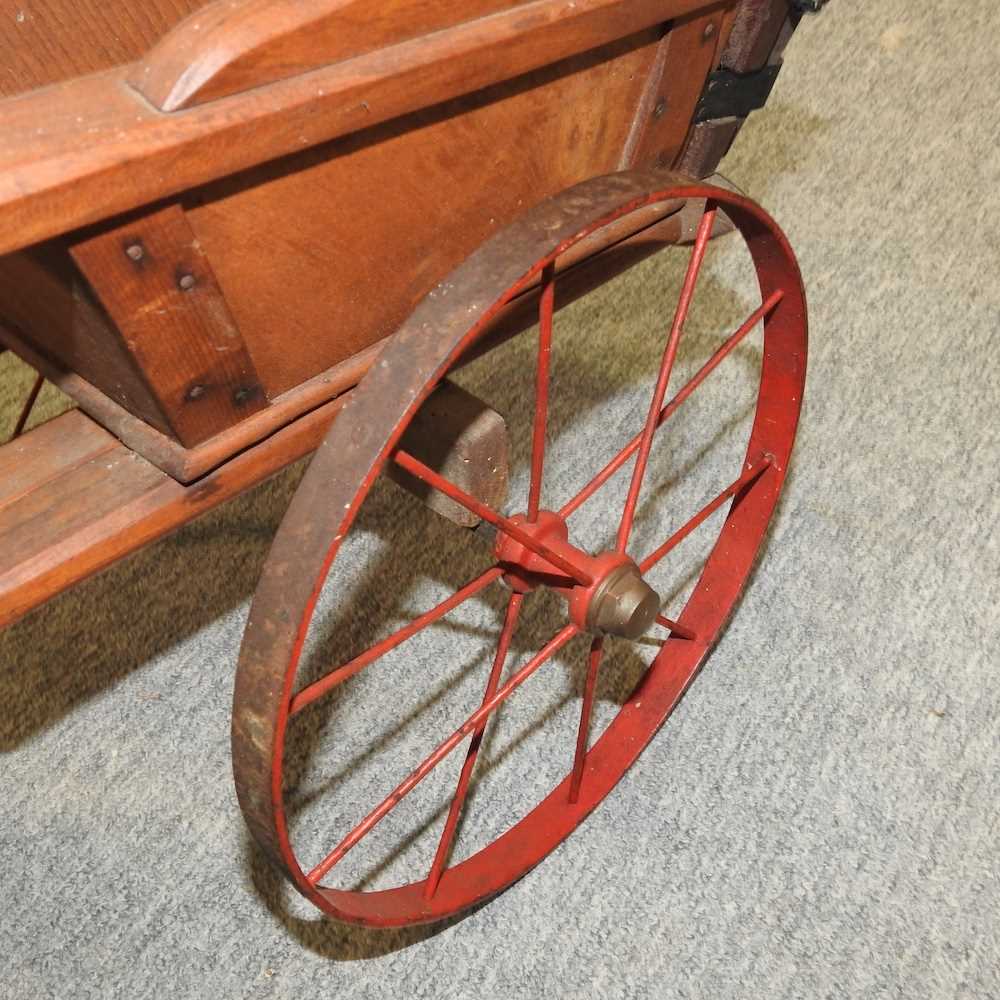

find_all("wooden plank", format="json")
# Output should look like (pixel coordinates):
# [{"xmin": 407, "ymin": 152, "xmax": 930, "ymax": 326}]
[
  {"xmin": 0, "ymin": 318, "xmax": 379, "ymax": 482},
  {"xmin": 0, "ymin": 0, "xmax": 716, "ymax": 255},
  {"xmin": 0, "ymin": 396, "xmax": 346, "ymax": 629},
  {"xmin": 0, "ymin": 410, "xmax": 116, "ymax": 511},
  {"xmin": 0, "ymin": 445, "xmax": 167, "ymax": 572},
  {"xmin": 132, "ymin": 0, "xmax": 534, "ymax": 111},
  {"xmin": 70, "ymin": 204, "xmax": 267, "ymax": 447}
]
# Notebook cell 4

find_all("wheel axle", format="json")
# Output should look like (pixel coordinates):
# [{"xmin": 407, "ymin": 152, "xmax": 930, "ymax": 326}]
[{"xmin": 494, "ymin": 510, "xmax": 661, "ymax": 639}]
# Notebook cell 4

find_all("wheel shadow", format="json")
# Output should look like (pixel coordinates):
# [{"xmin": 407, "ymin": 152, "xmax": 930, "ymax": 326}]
[{"xmin": 1, "ymin": 238, "xmax": 778, "ymax": 956}]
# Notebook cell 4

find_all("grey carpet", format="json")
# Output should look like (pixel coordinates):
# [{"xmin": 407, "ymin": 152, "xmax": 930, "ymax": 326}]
[{"xmin": 2, "ymin": 2, "xmax": 998, "ymax": 997}]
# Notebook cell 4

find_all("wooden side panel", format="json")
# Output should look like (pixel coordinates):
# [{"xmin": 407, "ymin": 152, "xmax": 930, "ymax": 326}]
[
  {"xmin": 0, "ymin": 0, "xmax": 715, "ymax": 255},
  {"xmin": 0, "ymin": 249, "xmax": 174, "ymax": 435},
  {"xmin": 186, "ymin": 29, "xmax": 664, "ymax": 395},
  {"xmin": 70, "ymin": 205, "xmax": 267, "ymax": 447},
  {"xmin": 0, "ymin": 0, "xmax": 210, "ymax": 99}
]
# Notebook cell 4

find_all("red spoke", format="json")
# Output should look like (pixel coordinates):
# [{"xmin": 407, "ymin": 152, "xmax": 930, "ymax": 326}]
[
  {"xmin": 393, "ymin": 449, "xmax": 593, "ymax": 586},
  {"xmin": 568, "ymin": 635, "xmax": 604, "ymax": 804},
  {"xmin": 527, "ymin": 263, "xmax": 555, "ymax": 522},
  {"xmin": 654, "ymin": 614, "xmax": 697, "ymax": 641},
  {"xmin": 424, "ymin": 592, "xmax": 524, "ymax": 899},
  {"xmin": 10, "ymin": 372, "xmax": 44, "ymax": 440},
  {"xmin": 615, "ymin": 205, "xmax": 717, "ymax": 554},
  {"xmin": 559, "ymin": 290, "xmax": 783, "ymax": 520},
  {"xmin": 289, "ymin": 566, "xmax": 504, "ymax": 716},
  {"xmin": 639, "ymin": 458, "xmax": 772, "ymax": 575},
  {"xmin": 307, "ymin": 623, "xmax": 579, "ymax": 885}
]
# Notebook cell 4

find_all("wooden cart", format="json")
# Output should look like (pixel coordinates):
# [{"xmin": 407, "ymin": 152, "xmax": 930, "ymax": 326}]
[{"xmin": 0, "ymin": 0, "xmax": 817, "ymax": 926}]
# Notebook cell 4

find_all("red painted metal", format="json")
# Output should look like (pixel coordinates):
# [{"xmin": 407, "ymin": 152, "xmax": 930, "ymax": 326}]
[
  {"xmin": 655, "ymin": 614, "xmax": 697, "ymax": 641},
  {"xmin": 558, "ymin": 289, "xmax": 784, "ymax": 520},
  {"xmin": 527, "ymin": 263, "xmax": 556, "ymax": 523},
  {"xmin": 493, "ymin": 509, "xmax": 650, "ymax": 635},
  {"xmin": 615, "ymin": 205, "xmax": 716, "ymax": 554},
  {"xmin": 639, "ymin": 457, "xmax": 772, "ymax": 574},
  {"xmin": 232, "ymin": 169, "xmax": 808, "ymax": 927},
  {"xmin": 288, "ymin": 566, "xmax": 503, "ymax": 716},
  {"xmin": 305, "ymin": 623, "xmax": 579, "ymax": 886},
  {"xmin": 425, "ymin": 592, "xmax": 523, "ymax": 899},
  {"xmin": 10, "ymin": 371, "xmax": 44, "ymax": 440},
  {"xmin": 569, "ymin": 635, "xmax": 605, "ymax": 804},
  {"xmin": 393, "ymin": 448, "xmax": 593, "ymax": 586}
]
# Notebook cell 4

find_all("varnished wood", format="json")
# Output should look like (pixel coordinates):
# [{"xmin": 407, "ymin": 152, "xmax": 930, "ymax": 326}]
[
  {"xmin": 0, "ymin": 410, "xmax": 115, "ymax": 511},
  {"xmin": 624, "ymin": 7, "xmax": 728, "ymax": 170},
  {"xmin": 0, "ymin": 320, "xmax": 379, "ymax": 481},
  {"xmin": 0, "ymin": 0, "xmax": 208, "ymax": 99},
  {"xmin": 0, "ymin": 0, "xmax": 717, "ymax": 255},
  {"xmin": 132, "ymin": 0, "xmax": 533, "ymax": 111},
  {"xmin": 187, "ymin": 29, "xmax": 663, "ymax": 394},
  {"xmin": 70, "ymin": 205, "xmax": 266, "ymax": 447},
  {"xmin": 0, "ymin": 399, "xmax": 345, "ymax": 630},
  {"xmin": 0, "ymin": 249, "xmax": 175, "ymax": 435}
]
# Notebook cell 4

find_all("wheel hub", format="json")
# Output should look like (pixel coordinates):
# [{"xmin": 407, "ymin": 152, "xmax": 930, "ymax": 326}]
[{"xmin": 494, "ymin": 510, "xmax": 660, "ymax": 640}]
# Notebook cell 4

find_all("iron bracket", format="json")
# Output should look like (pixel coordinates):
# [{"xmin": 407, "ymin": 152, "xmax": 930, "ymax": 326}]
[{"xmin": 693, "ymin": 64, "xmax": 782, "ymax": 124}]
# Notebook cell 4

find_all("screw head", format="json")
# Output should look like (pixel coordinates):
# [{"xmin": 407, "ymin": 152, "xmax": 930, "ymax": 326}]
[
  {"xmin": 232, "ymin": 385, "xmax": 260, "ymax": 407},
  {"xmin": 125, "ymin": 243, "xmax": 144, "ymax": 262},
  {"xmin": 178, "ymin": 273, "xmax": 196, "ymax": 291},
  {"xmin": 185, "ymin": 383, "xmax": 206, "ymax": 401},
  {"xmin": 702, "ymin": 22, "xmax": 716, "ymax": 41},
  {"xmin": 653, "ymin": 98, "xmax": 667, "ymax": 119}
]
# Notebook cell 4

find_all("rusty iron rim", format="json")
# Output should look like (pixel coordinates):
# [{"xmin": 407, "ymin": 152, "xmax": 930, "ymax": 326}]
[{"xmin": 232, "ymin": 169, "xmax": 807, "ymax": 927}]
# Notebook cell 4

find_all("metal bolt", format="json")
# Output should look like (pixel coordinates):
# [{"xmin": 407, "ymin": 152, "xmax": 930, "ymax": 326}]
[
  {"xmin": 232, "ymin": 385, "xmax": 258, "ymax": 406},
  {"xmin": 185, "ymin": 384, "xmax": 206, "ymax": 401},
  {"xmin": 125, "ymin": 243, "xmax": 144, "ymax": 262},
  {"xmin": 653, "ymin": 98, "xmax": 667, "ymax": 119},
  {"xmin": 702, "ymin": 22, "xmax": 716, "ymax": 40},
  {"xmin": 178, "ymin": 273, "xmax": 197, "ymax": 291}
]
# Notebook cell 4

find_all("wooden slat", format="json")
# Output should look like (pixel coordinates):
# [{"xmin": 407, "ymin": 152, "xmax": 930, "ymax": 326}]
[
  {"xmin": 0, "ymin": 445, "xmax": 167, "ymax": 572},
  {"xmin": 70, "ymin": 204, "xmax": 267, "ymax": 447},
  {"xmin": 0, "ymin": 398, "xmax": 346, "ymax": 629},
  {"xmin": 0, "ymin": 409, "xmax": 115, "ymax": 511}
]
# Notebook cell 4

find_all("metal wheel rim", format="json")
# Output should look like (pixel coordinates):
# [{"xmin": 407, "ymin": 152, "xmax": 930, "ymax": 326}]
[{"xmin": 232, "ymin": 169, "xmax": 807, "ymax": 927}]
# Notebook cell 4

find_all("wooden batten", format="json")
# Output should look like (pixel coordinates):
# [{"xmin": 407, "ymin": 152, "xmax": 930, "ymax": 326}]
[
  {"xmin": 623, "ymin": 7, "xmax": 731, "ymax": 170},
  {"xmin": 69, "ymin": 205, "xmax": 267, "ymax": 447},
  {"xmin": 0, "ymin": 248, "xmax": 176, "ymax": 436}
]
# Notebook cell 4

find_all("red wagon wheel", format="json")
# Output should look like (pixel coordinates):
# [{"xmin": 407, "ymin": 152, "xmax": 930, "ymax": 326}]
[{"xmin": 233, "ymin": 169, "xmax": 807, "ymax": 927}]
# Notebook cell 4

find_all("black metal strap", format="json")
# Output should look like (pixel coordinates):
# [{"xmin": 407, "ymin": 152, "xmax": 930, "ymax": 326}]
[{"xmin": 693, "ymin": 64, "xmax": 782, "ymax": 124}]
